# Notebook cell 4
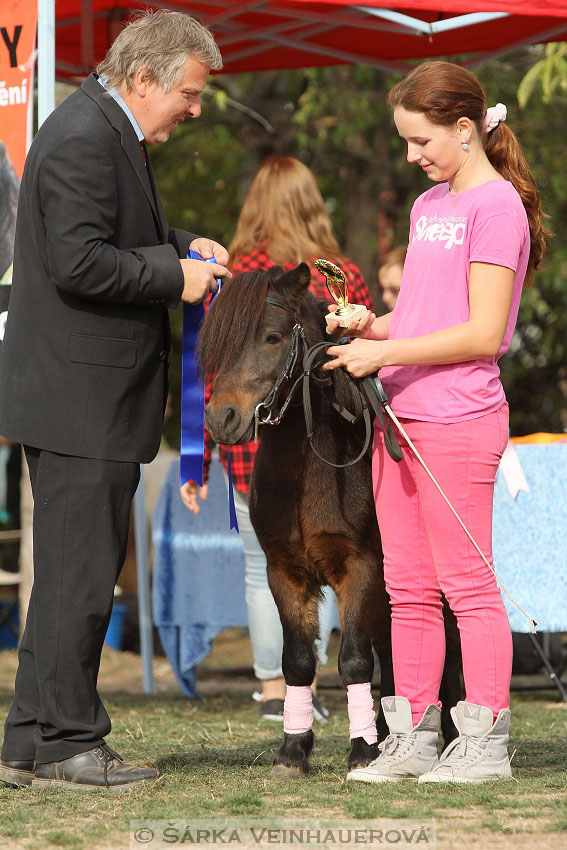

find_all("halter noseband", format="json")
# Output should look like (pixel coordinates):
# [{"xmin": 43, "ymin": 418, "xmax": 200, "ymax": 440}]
[
  {"xmin": 253, "ymin": 295, "xmax": 402, "ymax": 466},
  {"xmin": 253, "ymin": 296, "xmax": 307, "ymax": 441}
]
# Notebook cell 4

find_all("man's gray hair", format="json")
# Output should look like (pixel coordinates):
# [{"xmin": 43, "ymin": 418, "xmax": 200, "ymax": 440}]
[{"xmin": 96, "ymin": 9, "xmax": 222, "ymax": 91}]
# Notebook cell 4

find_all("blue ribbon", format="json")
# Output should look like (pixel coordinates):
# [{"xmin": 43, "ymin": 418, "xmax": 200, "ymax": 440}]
[{"xmin": 180, "ymin": 250, "xmax": 239, "ymax": 532}]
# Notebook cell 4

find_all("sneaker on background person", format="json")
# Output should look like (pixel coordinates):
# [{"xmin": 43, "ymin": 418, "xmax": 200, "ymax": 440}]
[
  {"xmin": 312, "ymin": 693, "xmax": 330, "ymax": 724},
  {"xmin": 256, "ymin": 696, "xmax": 284, "ymax": 721}
]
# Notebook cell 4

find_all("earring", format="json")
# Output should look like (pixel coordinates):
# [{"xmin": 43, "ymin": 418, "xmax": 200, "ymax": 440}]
[{"xmin": 462, "ymin": 139, "xmax": 470, "ymax": 151}]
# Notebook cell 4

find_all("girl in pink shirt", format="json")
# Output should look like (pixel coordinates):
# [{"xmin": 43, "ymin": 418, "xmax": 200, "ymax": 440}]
[{"xmin": 324, "ymin": 61, "xmax": 550, "ymax": 785}]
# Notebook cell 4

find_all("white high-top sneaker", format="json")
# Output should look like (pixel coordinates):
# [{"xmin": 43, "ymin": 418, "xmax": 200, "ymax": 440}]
[
  {"xmin": 347, "ymin": 696, "xmax": 440, "ymax": 783},
  {"xmin": 419, "ymin": 701, "xmax": 512, "ymax": 784}
]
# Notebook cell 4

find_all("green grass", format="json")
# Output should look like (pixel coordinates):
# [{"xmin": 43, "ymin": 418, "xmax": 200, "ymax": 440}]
[
  {"xmin": 1, "ymin": 637, "xmax": 567, "ymax": 849},
  {"xmin": 1, "ymin": 686, "xmax": 567, "ymax": 849}
]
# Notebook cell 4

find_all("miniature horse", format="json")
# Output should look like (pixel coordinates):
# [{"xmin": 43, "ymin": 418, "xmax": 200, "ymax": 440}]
[{"xmin": 200, "ymin": 263, "xmax": 461, "ymax": 777}]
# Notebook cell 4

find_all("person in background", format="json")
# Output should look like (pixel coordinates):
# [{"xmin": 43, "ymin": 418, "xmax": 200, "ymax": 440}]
[
  {"xmin": 0, "ymin": 10, "xmax": 230, "ymax": 792},
  {"xmin": 378, "ymin": 245, "xmax": 406, "ymax": 312},
  {"xmin": 324, "ymin": 61, "xmax": 550, "ymax": 784},
  {"xmin": 0, "ymin": 142, "xmax": 20, "ymax": 585},
  {"xmin": 181, "ymin": 155, "xmax": 374, "ymax": 722},
  {"xmin": 0, "ymin": 141, "xmax": 19, "ymax": 289}
]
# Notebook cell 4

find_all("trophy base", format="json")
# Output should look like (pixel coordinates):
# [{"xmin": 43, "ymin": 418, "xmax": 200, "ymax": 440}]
[{"xmin": 325, "ymin": 304, "xmax": 367, "ymax": 328}]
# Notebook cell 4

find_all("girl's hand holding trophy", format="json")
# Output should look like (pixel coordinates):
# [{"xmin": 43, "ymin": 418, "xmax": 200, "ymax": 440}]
[{"xmin": 315, "ymin": 258, "xmax": 376, "ymax": 337}]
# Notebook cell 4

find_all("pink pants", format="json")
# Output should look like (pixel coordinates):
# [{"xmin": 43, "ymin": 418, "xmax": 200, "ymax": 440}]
[{"xmin": 373, "ymin": 405, "xmax": 512, "ymax": 725}]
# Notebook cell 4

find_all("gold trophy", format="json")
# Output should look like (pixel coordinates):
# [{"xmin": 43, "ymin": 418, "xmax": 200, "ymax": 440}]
[{"xmin": 315, "ymin": 258, "xmax": 368, "ymax": 328}]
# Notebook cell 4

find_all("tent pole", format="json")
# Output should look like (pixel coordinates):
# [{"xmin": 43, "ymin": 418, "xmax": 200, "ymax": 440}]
[
  {"xmin": 467, "ymin": 23, "xmax": 567, "ymax": 66},
  {"xmin": 37, "ymin": 0, "xmax": 55, "ymax": 128},
  {"xmin": 356, "ymin": 8, "xmax": 509, "ymax": 36},
  {"xmin": 133, "ymin": 467, "xmax": 155, "ymax": 695}
]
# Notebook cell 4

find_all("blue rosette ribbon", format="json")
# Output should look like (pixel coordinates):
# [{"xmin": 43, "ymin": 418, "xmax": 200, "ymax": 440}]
[{"xmin": 180, "ymin": 250, "xmax": 238, "ymax": 531}]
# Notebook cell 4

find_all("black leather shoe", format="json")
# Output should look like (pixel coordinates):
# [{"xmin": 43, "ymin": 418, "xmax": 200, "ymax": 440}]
[
  {"xmin": 32, "ymin": 744, "xmax": 161, "ymax": 792},
  {"xmin": 0, "ymin": 758, "xmax": 35, "ymax": 787}
]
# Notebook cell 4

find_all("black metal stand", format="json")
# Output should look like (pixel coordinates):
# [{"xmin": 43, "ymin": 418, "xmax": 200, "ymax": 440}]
[{"xmin": 528, "ymin": 632, "xmax": 567, "ymax": 701}]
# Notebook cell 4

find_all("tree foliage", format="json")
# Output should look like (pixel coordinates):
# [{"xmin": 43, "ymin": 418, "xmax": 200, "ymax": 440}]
[
  {"xmin": 151, "ymin": 50, "xmax": 566, "ymax": 447},
  {"xmin": 518, "ymin": 43, "xmax": 567, "ymax": 107}
]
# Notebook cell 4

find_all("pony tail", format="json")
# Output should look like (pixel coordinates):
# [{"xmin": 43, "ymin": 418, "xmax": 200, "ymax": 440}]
[{"xmin": 484, "ymin": 122, "xmax": 552, "ymax": 284}]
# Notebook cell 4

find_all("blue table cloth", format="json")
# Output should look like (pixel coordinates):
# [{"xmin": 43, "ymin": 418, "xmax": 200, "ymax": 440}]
[
  {"xmin": 152, "ymin": 444, "xmax": 567, "ymax": 696},
  {"xmin": 152, "ymin": 457, "xmax": 246, "ymax": 697},
  {"xmin": 493, "ymin": 443, "xmax": 567, "ymax": 634}
]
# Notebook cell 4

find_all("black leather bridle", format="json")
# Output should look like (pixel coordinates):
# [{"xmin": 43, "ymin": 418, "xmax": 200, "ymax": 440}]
[
  {"xmin": 253, "ymin": 295, "xmax": 402, "ymax": 466},
  {"xmin": 253, "ymin": 296, "xmax": 308, "ymax": 441}
]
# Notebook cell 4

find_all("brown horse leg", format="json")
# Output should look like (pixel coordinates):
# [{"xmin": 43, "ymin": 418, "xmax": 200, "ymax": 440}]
[
  {"xmin": 267, "ymin": 566, "xmax": 318, "ymax": 778},
  {"xmin": 333, "ymin": 558, "xmax": 381, "ymax": 770},
  {"xmin": 370, "ymin": 576, "xmax": 395, "ymax": 744},
  {"xmin": 439, "ymin": 600, "xmax": 462, "ymax": 747}
]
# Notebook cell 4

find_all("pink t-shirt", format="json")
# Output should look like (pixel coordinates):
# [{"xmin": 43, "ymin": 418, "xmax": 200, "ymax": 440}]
[{"xmin": 379, "ymin": 179, "xmax": 530, "ymax": 423}]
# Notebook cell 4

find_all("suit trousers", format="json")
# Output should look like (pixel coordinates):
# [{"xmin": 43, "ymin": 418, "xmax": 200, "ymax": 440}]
[{"xmin": 1, "ymin": 447, "xmax": 140, "ymax": 765}]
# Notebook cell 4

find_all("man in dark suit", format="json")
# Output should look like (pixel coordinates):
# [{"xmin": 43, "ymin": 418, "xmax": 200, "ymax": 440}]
[{"xmin": 0, "ymin": 10, "xmax": 230, "ymax": 791}]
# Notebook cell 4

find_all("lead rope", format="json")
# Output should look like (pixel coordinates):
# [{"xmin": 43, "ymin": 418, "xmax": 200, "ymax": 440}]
[
  {"xmin": 302, "ymin": 340, "xmax": 403, "ymax": 467},
  {"xmin": 375, "ymin": 386, "xmax": 537, "ymax": 633}
]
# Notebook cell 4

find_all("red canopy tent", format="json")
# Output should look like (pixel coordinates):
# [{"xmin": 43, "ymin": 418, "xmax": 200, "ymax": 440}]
[{"xmin": 54, "ymin": 0, "xmax": 567, "ymax": 80}]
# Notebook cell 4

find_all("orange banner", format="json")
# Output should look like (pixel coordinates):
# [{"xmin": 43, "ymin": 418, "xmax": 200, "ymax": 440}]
[
  {"xmin": 0, "ymin": 0, "xmax": 36, "ymax": 180},
  {"xmin": 511, "ymin": 433, "xmax": 567, "ymax": 444},
  {"xmin": 1, "ymin": 0, "xmax": 36, "ymax": 287}
]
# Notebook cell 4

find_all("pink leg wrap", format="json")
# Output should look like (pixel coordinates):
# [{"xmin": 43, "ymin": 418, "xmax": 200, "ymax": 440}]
[
  {"xmin": 283, "ymin": 685, "xmax": 314, "ymax": 735},
  {"xmin": 347, "ymin": 682, "xmax": 377, "ymax": 745}
]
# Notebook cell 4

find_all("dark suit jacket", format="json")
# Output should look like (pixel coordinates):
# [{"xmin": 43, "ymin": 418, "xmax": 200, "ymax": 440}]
[{"xmin": 0, "ymin": 74, "xmax": 196, "ymax": 463}]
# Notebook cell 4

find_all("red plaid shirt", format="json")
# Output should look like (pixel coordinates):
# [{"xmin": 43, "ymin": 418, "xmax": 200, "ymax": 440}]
[{"xmin": 203, "ymin": 251, "xmax": 373, "ymax": 494}]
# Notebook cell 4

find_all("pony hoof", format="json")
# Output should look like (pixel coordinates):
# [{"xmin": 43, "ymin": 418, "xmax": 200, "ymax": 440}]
[
  {"xmin": 271, "ymin": 730, "xmax": 314, "ymax": 778},
  {"xmin": 348, "ymin": 737, "xmax": 379, "ymax": 770},
  {"xmin": 270, "ymin": 764, "xmax": 307, "ymax": 779}
]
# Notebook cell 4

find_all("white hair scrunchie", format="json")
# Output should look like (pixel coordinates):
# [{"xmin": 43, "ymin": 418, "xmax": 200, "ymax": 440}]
[{"xmin": 483, "ymin": 102, "xmax": 507, "ymax": 133}]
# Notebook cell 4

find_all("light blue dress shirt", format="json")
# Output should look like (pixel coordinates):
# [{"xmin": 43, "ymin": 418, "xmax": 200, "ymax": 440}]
[{"xmin": 98, "ymin": 75, "xmax": 144, "ymax": 142}]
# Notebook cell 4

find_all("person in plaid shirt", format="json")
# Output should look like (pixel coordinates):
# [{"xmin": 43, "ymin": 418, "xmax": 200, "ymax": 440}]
[{"xmin": 181, "ymin": 156, "xmax": 373, "ymax": 721}]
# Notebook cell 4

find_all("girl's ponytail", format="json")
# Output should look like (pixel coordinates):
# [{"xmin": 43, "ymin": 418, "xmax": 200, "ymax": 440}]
[{"xmin": 484, "ymin": 122, "xmax": 552, "ymax": 284}]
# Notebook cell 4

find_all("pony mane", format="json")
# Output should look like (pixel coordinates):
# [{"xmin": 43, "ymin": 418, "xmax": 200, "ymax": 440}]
[{"xmin": 199, "ymin": 269, "xmax": 272, "ymax": 375}]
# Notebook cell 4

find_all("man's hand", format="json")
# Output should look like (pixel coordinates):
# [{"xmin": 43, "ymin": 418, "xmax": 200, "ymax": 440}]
[
  {"xmin": 189, "ymin": 238, "xmax": 230, "ymax": 267},
  {"xmin": 179, "ymin": 258, "xmax": 231, "ymax": 304},
  {"xmin": 180, "ymin": 481, "xmax": 209, "ymax": 514}
]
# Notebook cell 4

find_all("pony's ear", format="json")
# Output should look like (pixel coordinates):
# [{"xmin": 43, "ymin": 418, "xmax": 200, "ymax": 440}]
[
  {"xmin": 280, "ymin": 262, "xmax": 311, "ymax": 294},
  {"xmin": 270, "ymin": 263, "xmax": 311, "ymax": 313}
]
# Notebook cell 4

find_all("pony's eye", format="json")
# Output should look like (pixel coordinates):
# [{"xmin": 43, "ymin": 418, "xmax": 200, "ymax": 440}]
[{"xmin": 266, "ymin": 332, "xmax": 282, "ymax": 344}]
